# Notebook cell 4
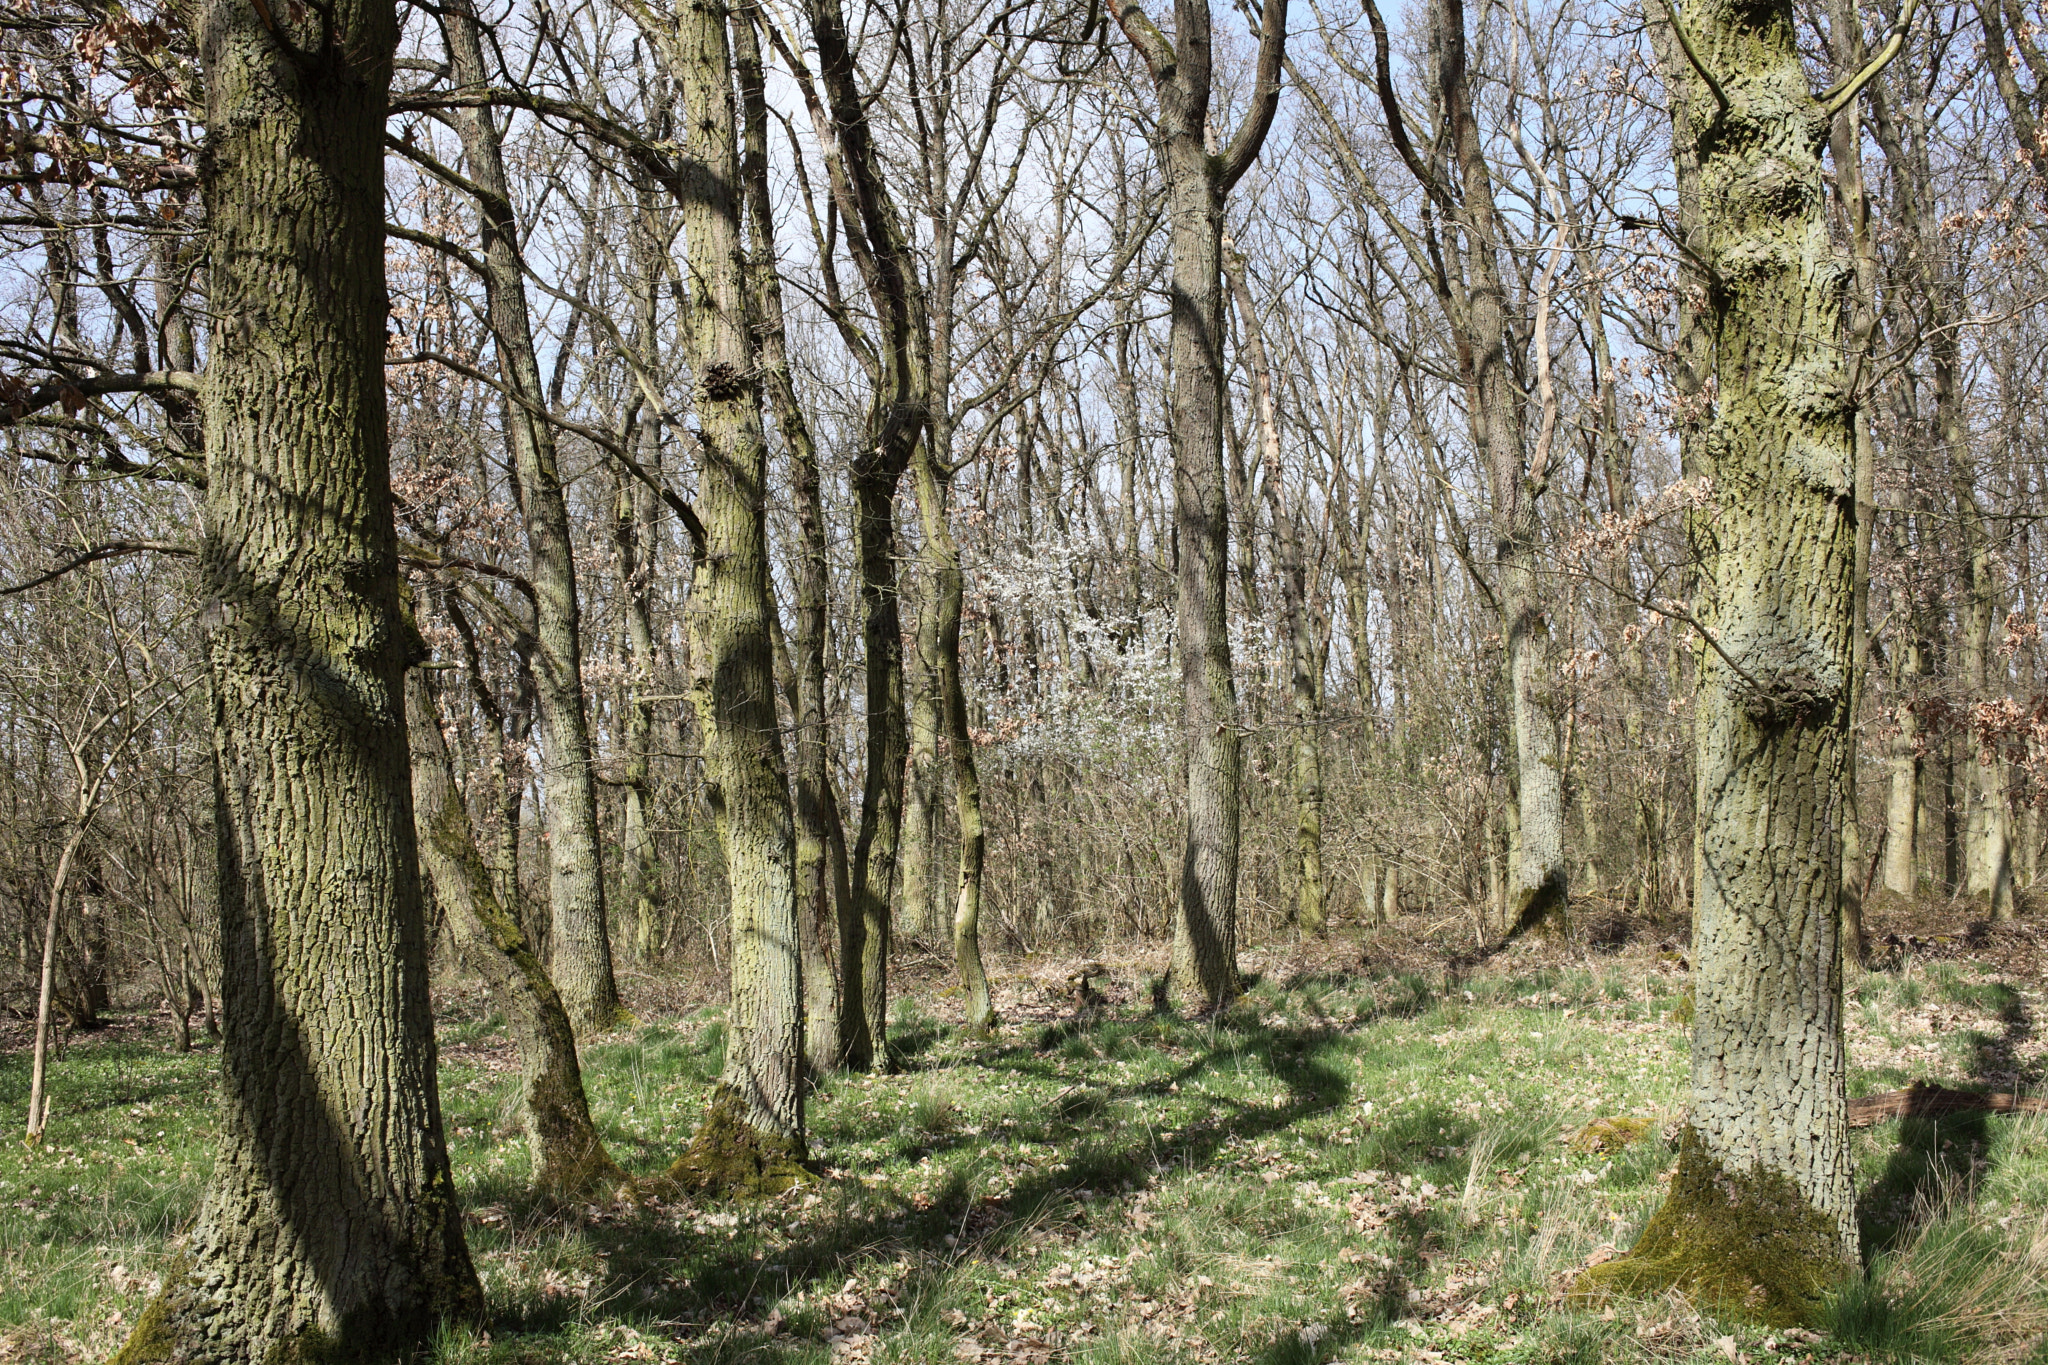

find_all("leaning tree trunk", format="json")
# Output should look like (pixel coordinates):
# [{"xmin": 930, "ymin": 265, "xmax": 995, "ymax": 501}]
[
  {"xmin": 407, "ymin": 671, "xmax": 629, "ymax": 1202},
  {"xmin": 663, "ymin": 0, "xmax": 806, "ymax": 1188},
  {"xmin": 443, "ymin": 0, "xmax": 623, "ymax": 1029},
  {"xmin": 735, "ymin": 2, "xmax": 841, "ymax": 1076},
  {"xmin": 112, "ymin": 0, "xmax": 481, "ymax": 1355},
  {"xmin": 1582, "ymin": 0, "xmax": 1869, "ymax": 1325},
  {"xmin": 800, "ymin": 0, "xmax": 929, "ymax": 1069}
]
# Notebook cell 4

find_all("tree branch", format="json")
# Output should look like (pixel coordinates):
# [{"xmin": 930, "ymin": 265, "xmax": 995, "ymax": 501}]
[{"xmin": 2, "ymin": 540, "xmax": 194, "ymax": 596}]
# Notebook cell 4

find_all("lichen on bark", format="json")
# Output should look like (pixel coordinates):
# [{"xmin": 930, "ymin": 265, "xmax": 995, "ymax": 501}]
[{"xmin": 1574, "ymin": 1128, "xmax": 1852, "ymax": 1326}]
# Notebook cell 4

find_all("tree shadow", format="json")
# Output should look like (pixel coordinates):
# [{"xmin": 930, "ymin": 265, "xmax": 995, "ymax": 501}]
[
  {"xmin": 1854, "ymin": 976, "xmax": 2035, "ymax": 1259},
  {"xmin": 473, "ymin": 1006, "xmax": 1470, "ymax": 1358}
]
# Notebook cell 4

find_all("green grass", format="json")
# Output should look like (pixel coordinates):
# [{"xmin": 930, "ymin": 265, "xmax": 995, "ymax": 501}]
[{"xmin": 3, "ymin": 952, "xmax": 2045, "ymax": 1365}]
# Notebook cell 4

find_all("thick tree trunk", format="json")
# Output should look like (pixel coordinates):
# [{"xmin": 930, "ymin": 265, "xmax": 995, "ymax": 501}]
[
  {"xmin": 1585, "ymin": 0, "xmax": 1864, "ymax": 1324},
  {"xmin": 407, "ymin": 672, "xmax": 628, "ymax": 1201},
  {"xmin": 443, "ymin": 0, "xmax": 622, "ymax": 1029},
  {"xmin": 668, "ymin": 0, "xmax": 806, "ymax": 1172},
  {"xmin": 1116, "ymin": 0, "xmax": 1286, "ymax": 1012},
  {"xmin": 735, "ymin": 4, "xmax": 841, "ymax": 1076},
  {"xmin": 1161, "ymin": 131, "xmax": 1242, "ymax": 1012},
  {"xmin": 113, "ymin": 0, "xmax": 482, "ymax": 1353}
]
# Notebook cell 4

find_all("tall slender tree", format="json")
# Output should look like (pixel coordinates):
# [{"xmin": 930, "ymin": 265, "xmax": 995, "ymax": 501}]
[
  {"xmin": 664, "ymin": 0, "xmax": 807, "ymax": 1176},
  {"xmin": 1114, "ymin": 0, "xmax": 1288, "ymax": 1011},
  {"xmin": 439, "ymin": 0, "xmax": 626, "ymax": 1028}
]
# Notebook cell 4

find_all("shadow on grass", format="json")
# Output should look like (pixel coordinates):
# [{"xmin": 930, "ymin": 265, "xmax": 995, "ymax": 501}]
[
  {"xmin": 460, "ymin": 1002, "xmax": 1473, "ymax": 1359},
  {"xmin": 1855, "ymin": 980, "xmax": 2034, "ymax": 1260}
]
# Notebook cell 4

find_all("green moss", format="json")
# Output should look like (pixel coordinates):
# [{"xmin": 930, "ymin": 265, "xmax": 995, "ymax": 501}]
[
  {"xmin": 661, "ymin": 1084, "xmax": 814, "ymax": 1198},
  {"xmin": 1571, "ymin": 1128, "xmax": 1851, "ymax": 1327},
  {"xmin": 104, "ymin": 1268, "xmax": 182, "ymax": 1365},
  {"xmin": 1571, "ymin": 1114, "xmax": 1656, "ymax": 1154}
]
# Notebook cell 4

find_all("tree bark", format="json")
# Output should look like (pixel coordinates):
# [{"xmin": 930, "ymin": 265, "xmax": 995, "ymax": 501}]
[
  {"xmin": 792, "ymin": 0, "xmax": 930, "ymax": 1068},
  {"xmin": 1114, "ymin": 0, "xmax": 1287, "ymax": 1013},
  {"xmin": 1434, "ymin": 0, "xmax": 1567, "ymax": 933},
  {"xmin": 1828, "ymin": 0, "xmax": 1879, "ymax": 963},
  {"xmin": 911, "ymin": 452, "xmax": 996, "ymax": 1034},
  {"xmin": 735, "ymin": 3, "xmax": 841, "ymax": 1076},
  {"xmin": 443, "ymin": 0, "xmax": 623, "ymax": 1029},
  {"xmin": 407, "ymin": 671, "xmax": 628, "ymax": 1202},
  {"xmin": 112, "ymin": 0, "xmax": 482, "ymax": 1352},
  {"xmin": 668, "ymin": 0, "xmax": 805, "ymax": 1167},
  {"xmin": 1884, "ymin": 637, "xmax": 1925, "ymax": 894},
  {"xmin": 901, "ymin": 580, "xmax": 945, "ymax": 942},
  {"xmin": 1584, "ymin": 0, "xmax": 1868, "ymax": 1324}
]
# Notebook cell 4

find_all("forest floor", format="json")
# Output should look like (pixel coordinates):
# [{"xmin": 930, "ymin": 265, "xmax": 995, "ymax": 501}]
[{"xmin": 2, "ymin": 905, "xmax": 2046, "ymax": 1365}]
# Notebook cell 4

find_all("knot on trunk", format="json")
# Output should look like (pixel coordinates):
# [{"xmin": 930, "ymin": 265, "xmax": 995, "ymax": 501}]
[
  {"xmin": 1742, "ymin": 669, "xmax": 1835, "ymax": 729},
  {"xmin": 701, "ymin": 362, "xmax": 750, "ymax": 403}
]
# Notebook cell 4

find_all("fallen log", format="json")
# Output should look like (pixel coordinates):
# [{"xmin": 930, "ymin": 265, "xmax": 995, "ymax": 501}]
[{"xmin": 1847, "ymin": 1080, "xmax": 2047, "ymax": 1128}]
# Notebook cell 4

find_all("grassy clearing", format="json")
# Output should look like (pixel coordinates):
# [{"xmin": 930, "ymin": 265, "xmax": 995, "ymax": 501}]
[{"xmin": 2, "ymin": 944, "xmax": 2045, "ymax": 1365}]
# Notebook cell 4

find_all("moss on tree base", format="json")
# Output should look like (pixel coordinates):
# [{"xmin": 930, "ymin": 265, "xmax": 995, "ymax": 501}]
[
  {"xmin": 1571, "ymin": 1128, "xmax": 1851, "ymax": 1327},
  {"xmin": 662, "ymin": 1085, "xmax": 814, "ymax": 1198},
  {"xmin": 1506, "ymin": 872, "xmax": 1570, "ymax": 941},
  {"xmin": 103, "ymin": 1258, "xmax": 359, "ymax": 1365}
]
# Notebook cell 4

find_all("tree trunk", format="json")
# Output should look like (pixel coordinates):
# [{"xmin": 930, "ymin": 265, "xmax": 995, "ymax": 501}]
[
  {"xmin": 1828, "ymin": 0, "xmax": 1879, "ymax": 963},
  {"xmin": 113, "ymin": 0, "xmax": 482, "ymax": 1352},
  {"xmin": 901, "ymin": 581, "xmax": 944, "ymax": 942},
  {"xmin": 1433, "ymin": 0, "xmax": 1566, "ymax": 933},
  {"xmin": 443, "ymin": 0, "xmax": 622, "ymax": 1030},
  {"xmin": 849, "ymin": 466, "xmax": 911, "ymax": 1066},
  {"xmin": 1224, "ymin": 240, "xmax": 1325, "ymax": 935},
  {"xmin": 617, "ymin": 457, "xmax": 662, "ymax": 963},
  {"xmin": 735, "ymin": 3, "xmax": 841, "ymax": 1077},
  {"xmin": 25, "ymin": 819, "xmax": 88, "ymax": 1144},
  {"xmin": 1884, "ymin": 638, "xmax": 1924, "ymax": 895},
  {"xmin": 667, "ymin": 0, "xmax": 806, "ymax": 1174},
  {"xmin": 1116, "ymin": 0, "xmax": 1287, "ymax": 1010},
  {"xmin": 911, "ymin": 454, "xmax": 996, "ymax": 1034},
  {"xmin": 799, "ymin": 0, "xmax": 930, "ymax": 1069},
  {"xmin": 407, "ymin": 672, "xmax": 628, "ymax": 1201},
  {"xmin": 1584, "ymin": 0, "xmax": 1865, "ymax": 1324}
]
